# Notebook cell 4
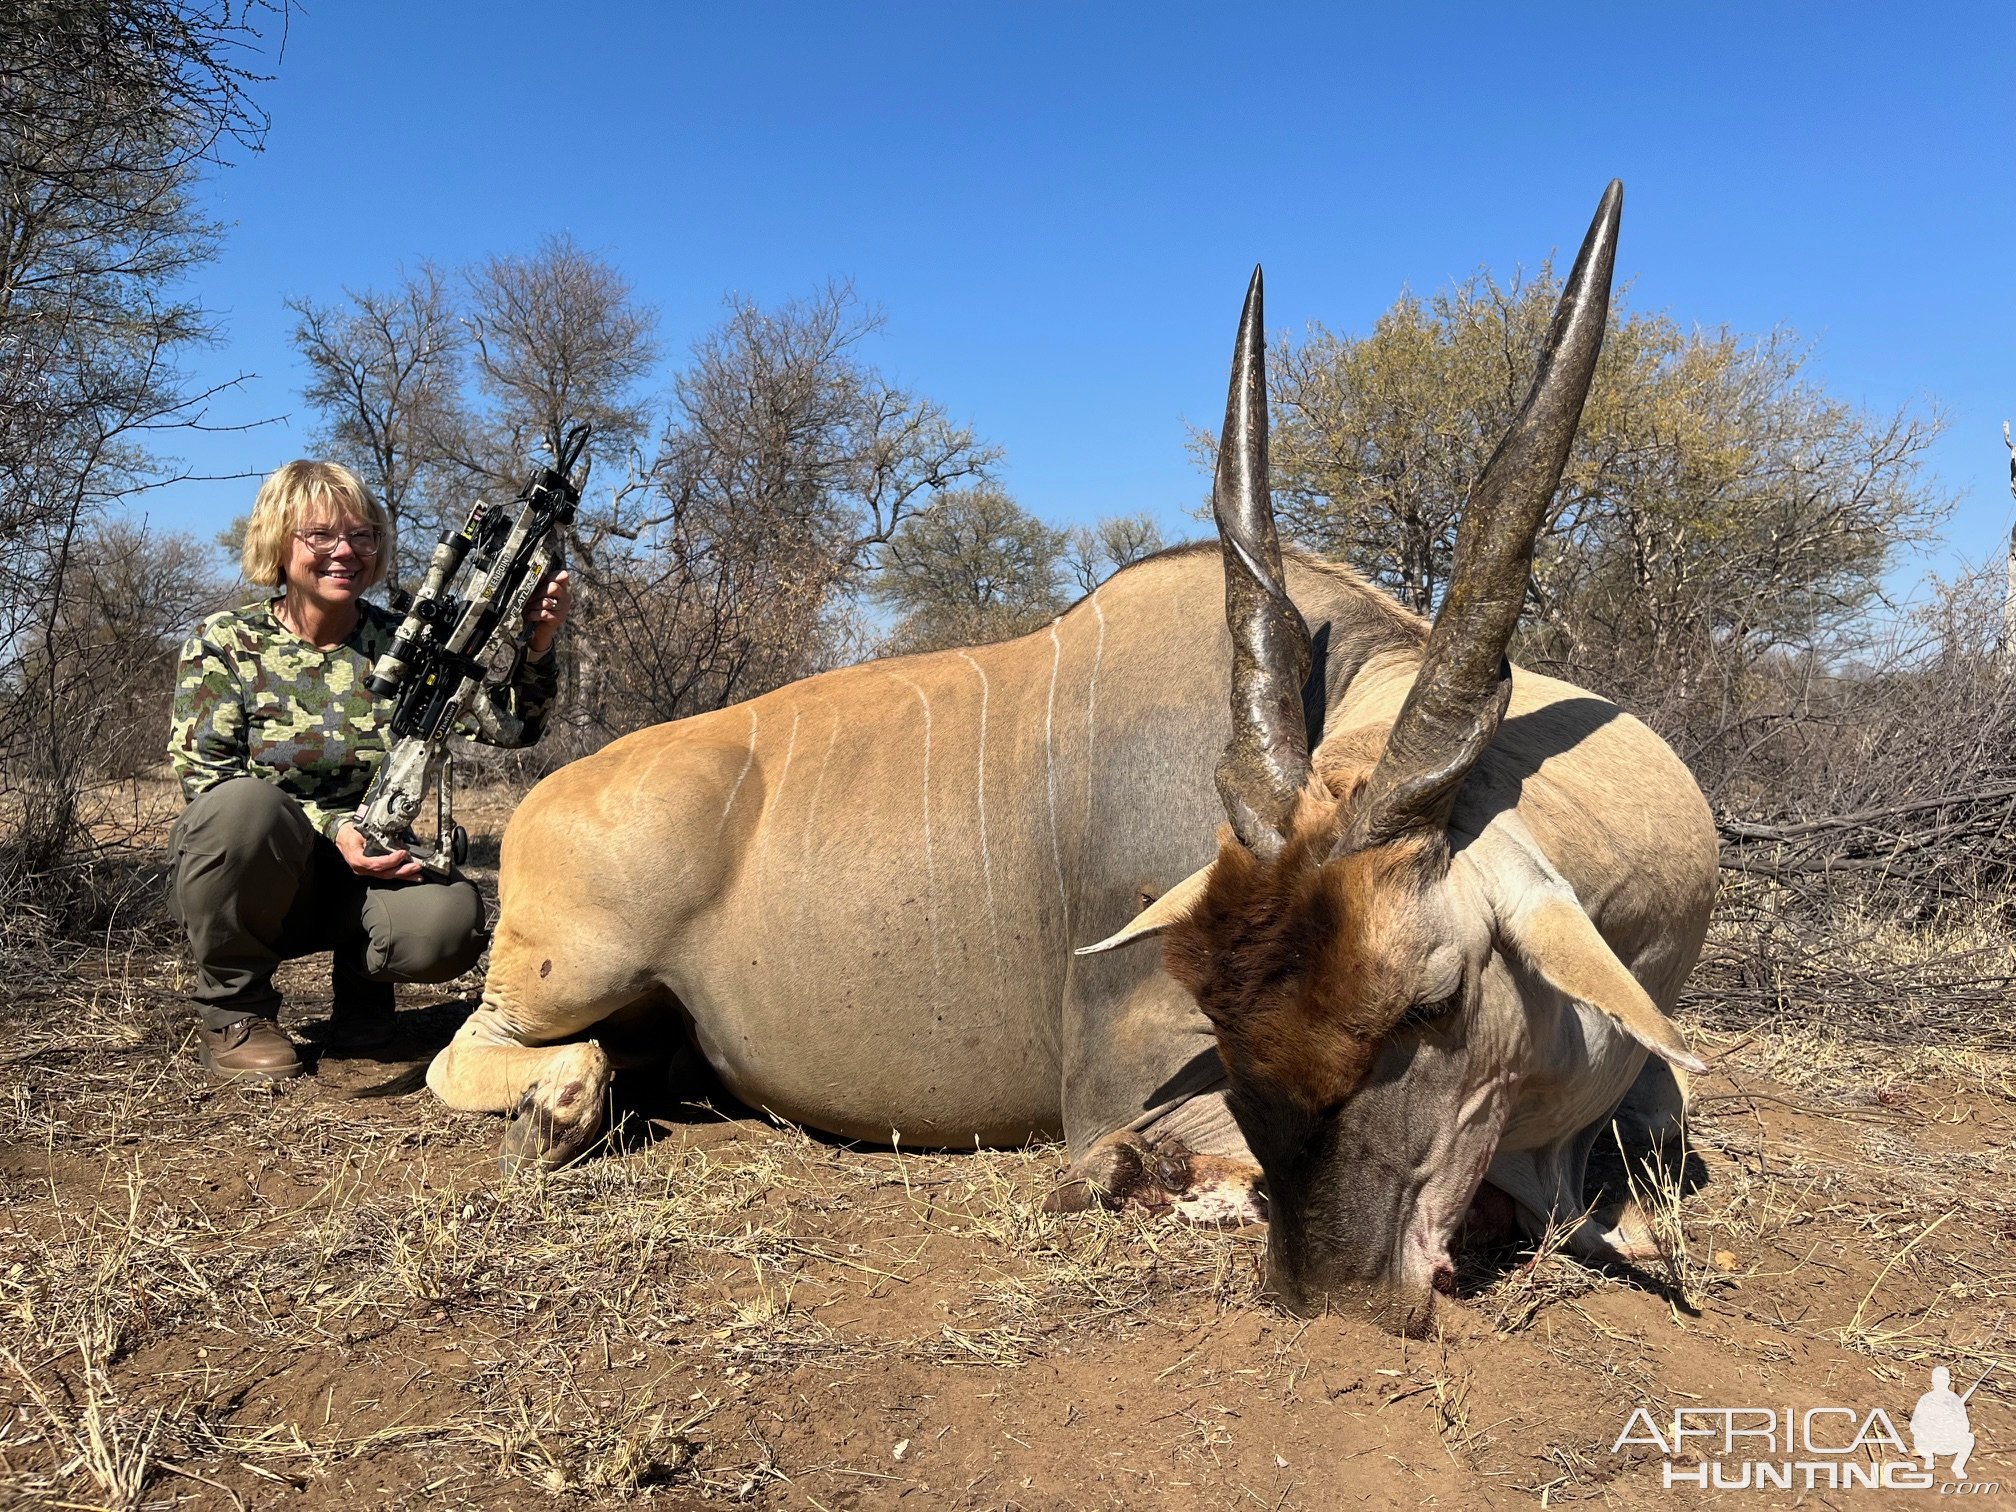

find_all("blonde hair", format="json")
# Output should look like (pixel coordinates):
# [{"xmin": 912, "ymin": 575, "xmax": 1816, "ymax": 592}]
[{"xmin": 240, "ymin": 460, "xmax": 393, "ymax": 589}]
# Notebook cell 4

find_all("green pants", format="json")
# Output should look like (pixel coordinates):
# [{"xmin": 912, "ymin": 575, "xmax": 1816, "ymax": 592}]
[{"xmin": 168, "ymin": 778, "xmax": 487, "ymax": 1029}]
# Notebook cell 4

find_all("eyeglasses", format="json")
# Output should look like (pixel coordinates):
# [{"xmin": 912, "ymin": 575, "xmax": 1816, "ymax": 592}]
[{"xmin": 295, "ymin": 527, "xmax": 381, "ymax": 555}]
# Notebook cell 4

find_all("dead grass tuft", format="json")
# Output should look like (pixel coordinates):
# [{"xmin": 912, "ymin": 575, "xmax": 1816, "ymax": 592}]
[{"xmin": 1, "ymin": 804, "xmax": 2013, "ymax": 1505}]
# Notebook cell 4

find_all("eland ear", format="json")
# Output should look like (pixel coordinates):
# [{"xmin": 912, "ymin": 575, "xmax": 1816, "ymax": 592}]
[
  {"xmin": 1074, "ymin": 865, "xmax": 1214, "ymax": 955},
  {"xmin": 1505, "ymin": 896, "xmax": 1707, "ymax": 1075},
  {"xmin": 1465, "ymin": 813, "xmax": 1706, "ymax": 1075}
]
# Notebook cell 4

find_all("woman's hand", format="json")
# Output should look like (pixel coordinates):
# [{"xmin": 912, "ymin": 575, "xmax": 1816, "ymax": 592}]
[
  {"xmin": 525, "ymin": 569, "xmax": 571, "ymax": 658},
  {"xmin": 336, "ymin": 819, "xmax": 423, "ymax": 881}
]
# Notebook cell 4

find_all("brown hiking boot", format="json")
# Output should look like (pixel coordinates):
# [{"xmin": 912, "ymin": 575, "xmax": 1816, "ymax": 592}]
[{"xmin": 198, "ymin": 1018, "xmax": 304, "ymax": 1082}]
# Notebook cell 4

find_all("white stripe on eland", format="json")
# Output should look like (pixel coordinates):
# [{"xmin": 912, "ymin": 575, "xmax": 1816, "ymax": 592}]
[
  {"xmin": 718, "ymin": 707, "xmax": 759, "ymax": 834},
  {"xmin": 1045, "ymin": 626, "xmax": 1068, "ymax": 939},
  {"xmin": 890, "ymin": 671, "xmax": 942, "ymax": 993},
  {"xmin": 1083, "ymin": 591, "xmax": 1106, "ymax": 843},
  {"xmin": 958, "ymin": 650, "xmax": 1005, "ymax": 995},
  {"xmin": 798, "ymin": 704, "xmax": 842, "ymax": 927},
  {"xmin": 757, "ymin": 708, "xmax": 800, "ymax": 882}
]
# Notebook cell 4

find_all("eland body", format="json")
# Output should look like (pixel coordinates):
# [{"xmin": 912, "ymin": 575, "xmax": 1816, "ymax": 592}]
[{"xmin": 428, "ymin": 180, "xmax": 1717, "ymax": 1331}]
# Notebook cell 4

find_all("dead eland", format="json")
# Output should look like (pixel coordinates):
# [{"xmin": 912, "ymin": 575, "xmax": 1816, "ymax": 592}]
[{"xmin": 427, "ymin": 179, "xmax": 1716, "ymax": 1332}]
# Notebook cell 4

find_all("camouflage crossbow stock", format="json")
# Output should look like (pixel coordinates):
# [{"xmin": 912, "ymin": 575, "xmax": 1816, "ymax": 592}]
[{"xmin": 350, "ymin": 425, "xmax": 589, "ymax": 876}]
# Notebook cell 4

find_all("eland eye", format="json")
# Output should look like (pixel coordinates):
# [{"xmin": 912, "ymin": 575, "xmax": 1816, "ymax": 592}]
[{"xmin": 1396, "ymin": 990, "xmax": 1460, "ymax": 1031}]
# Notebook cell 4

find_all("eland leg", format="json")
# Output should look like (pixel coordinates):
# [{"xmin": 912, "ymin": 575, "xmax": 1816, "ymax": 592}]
[
  {"xmin": 426, "ymin": 730, "xmax": 745, "ymax": 1172},
  {"xmin": 1045, "ymin": 969, "xmax": 1262, "ymax": 1225},
  {"xmin": 1487, "ymin": 1123, "xmax": 1663, "ymax": 1265},
  {"xmin": 1044, "ymin": 1091, "xmax": 1265, "ymax": 1226},
  {"xmin": 426, "ymin": 911, "xmax": 659, "ymax": 1172}
]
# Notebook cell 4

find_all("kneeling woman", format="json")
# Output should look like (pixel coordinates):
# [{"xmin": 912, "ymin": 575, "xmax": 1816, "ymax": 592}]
[{"xmin": 167, "ymin": 461, "xmax": 570, "ymax": 1081}]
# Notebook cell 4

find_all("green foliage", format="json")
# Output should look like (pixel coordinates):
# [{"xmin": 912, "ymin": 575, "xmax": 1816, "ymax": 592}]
[
  {"xmin": 0, "ymin": 0, "xmax": 278, "ymax": 910},
  {"xmin": 873, "ymin": 487, "xmax": 1067, "ymax": 653},
  {"xmin": 1065, "ymin": 513, "xmax": 1167, "ymax": 595},
  {"xmin": 1268, "ymin": 269, "xmax": 1948, "ymax": 688}
]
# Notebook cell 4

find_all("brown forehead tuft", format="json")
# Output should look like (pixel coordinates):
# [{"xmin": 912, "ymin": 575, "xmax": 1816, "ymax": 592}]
[{"xmin": 1163, "ymin": 821, "xmax": 1444, "ymax": 1111}]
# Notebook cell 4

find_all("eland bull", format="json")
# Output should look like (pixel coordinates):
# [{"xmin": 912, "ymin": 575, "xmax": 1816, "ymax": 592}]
[{"xmin": 427, "ymin": 180, "xmax": 1717, "ymax": 1332}]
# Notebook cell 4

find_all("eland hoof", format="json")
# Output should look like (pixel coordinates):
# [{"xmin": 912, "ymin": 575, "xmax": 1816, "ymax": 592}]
[
  {"xmin": 1042, "ymin": 1137, "xmax": 1143, "ymax": 1213},
  {"xmin": 497, "ymin": 1043, "xmax": 611, "ymax": 1173},
  {"xmin": 1044, "ymin": 1133, "xmax": 1264, "ymax": 1226},
  {"xmin": 1571, "ymin": 1199, "xmax": 1663, "ymax": 1265}
]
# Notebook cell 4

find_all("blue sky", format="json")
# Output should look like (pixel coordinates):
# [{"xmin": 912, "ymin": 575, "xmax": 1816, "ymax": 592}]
[{"xmin": 154, "ymin": 3, "xmax": 2013, "ymax": 591}]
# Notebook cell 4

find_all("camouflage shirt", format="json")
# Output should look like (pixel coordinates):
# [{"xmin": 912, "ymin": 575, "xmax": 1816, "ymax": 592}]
[{"xmin": 168, "ymin": 598, "xmax": 558, "ymax": 838}]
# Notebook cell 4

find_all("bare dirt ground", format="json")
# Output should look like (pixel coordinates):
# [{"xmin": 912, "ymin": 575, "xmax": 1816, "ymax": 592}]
[{"xmin": 2, "ymin": 786, "xmax": 2012, "ymax": 1509}]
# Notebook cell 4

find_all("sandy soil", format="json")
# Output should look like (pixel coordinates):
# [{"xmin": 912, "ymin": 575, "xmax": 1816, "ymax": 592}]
[{"xmin": 1, "ymin": 786, "xmax": 2010, "ymax": 1509}]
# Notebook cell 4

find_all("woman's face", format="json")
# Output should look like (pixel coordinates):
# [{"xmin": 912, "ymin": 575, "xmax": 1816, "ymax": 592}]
[{"xmin": 283, "ymin": 510, "xmax": 379, "ymax": 611}]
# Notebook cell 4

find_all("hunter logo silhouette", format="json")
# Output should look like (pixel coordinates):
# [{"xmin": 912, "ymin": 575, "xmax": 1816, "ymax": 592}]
[{"xmin": 1910, "ymin": 1365, "xmax": 1982, "ymax": 1480}]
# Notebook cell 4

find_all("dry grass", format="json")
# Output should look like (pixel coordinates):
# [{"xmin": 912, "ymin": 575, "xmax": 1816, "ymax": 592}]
[
  {"xmin": 0, "ymin": 926, "xmax": 1284, "ymax": 1507},
  {"xmin": 1, "ymin": 800, "xmax": 2013, "ymax": 1505},
  {"xmin": 4, "ymin": 934, "xmax": 2009, "ymax": 1507}
]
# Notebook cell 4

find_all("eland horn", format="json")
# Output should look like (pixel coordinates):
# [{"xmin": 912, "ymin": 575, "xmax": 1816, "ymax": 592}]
[
  {"xmin": 1344, "ymin": 180, "xmax": 1622, "ymax": 853},
  {"xmin": 1211, "ymin": 266, "xmax": 1314, "ymax": 862}
]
